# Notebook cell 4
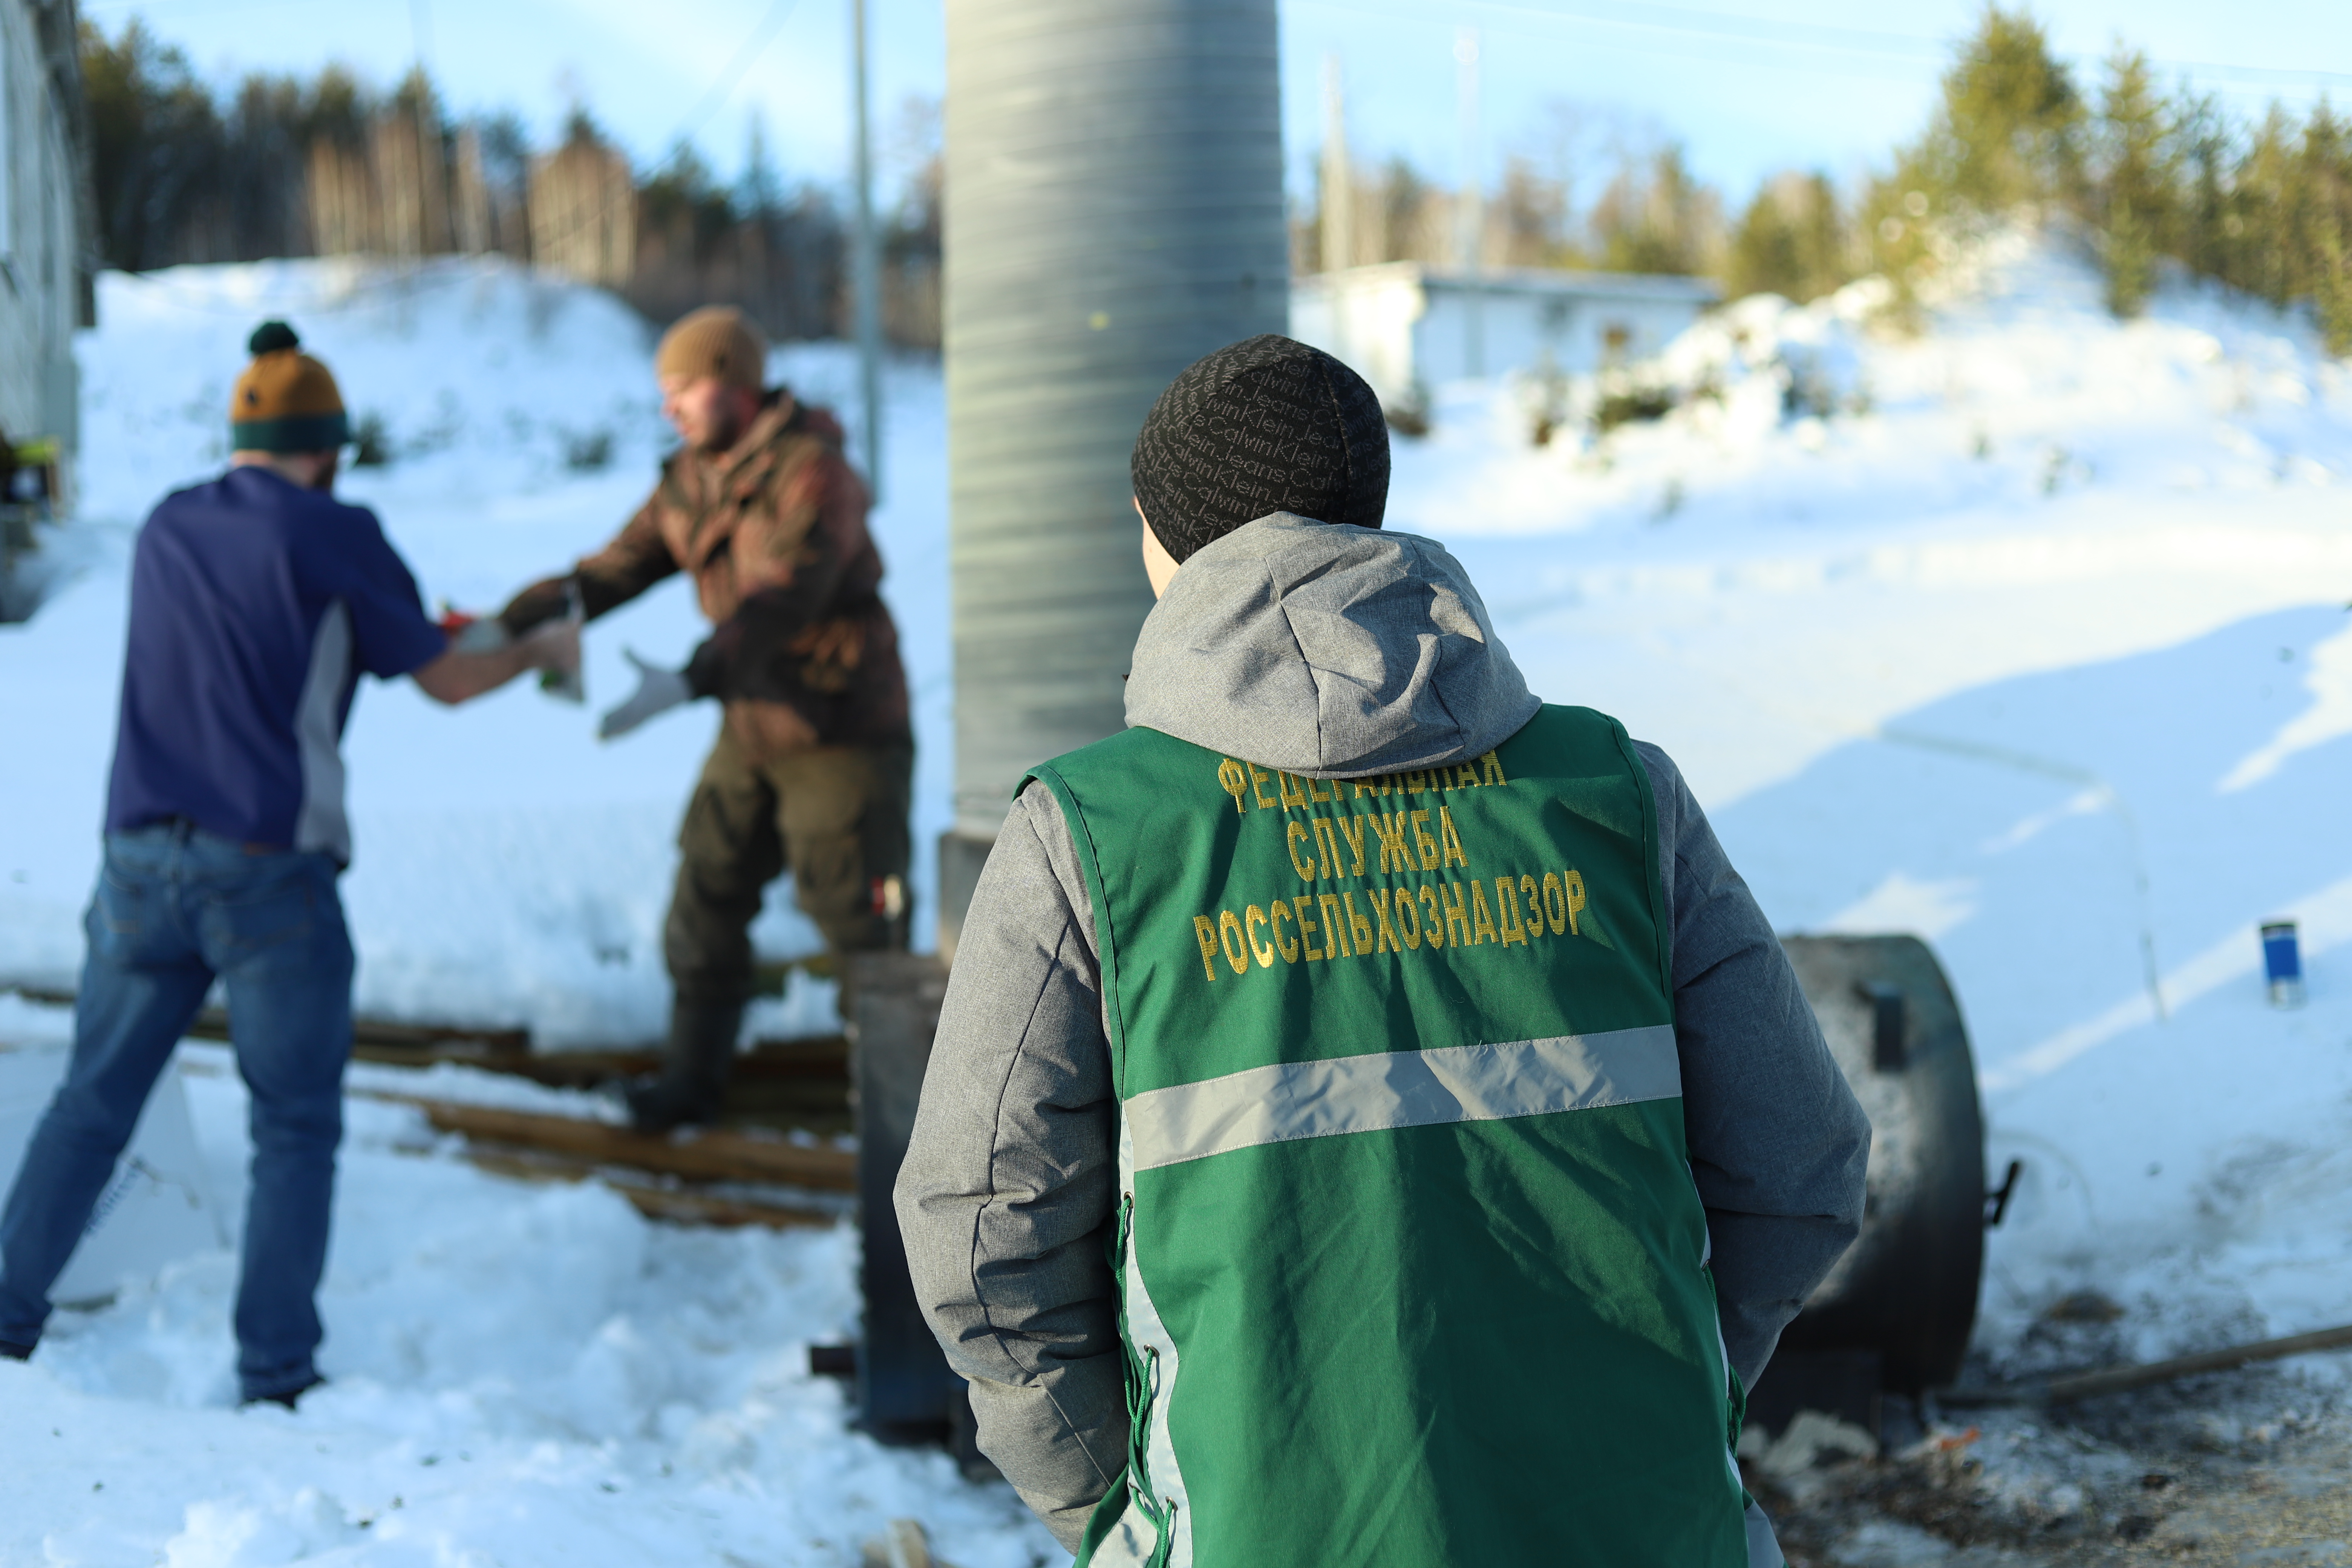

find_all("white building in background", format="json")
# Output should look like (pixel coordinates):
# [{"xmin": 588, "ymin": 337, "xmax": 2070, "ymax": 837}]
[
  {"xmin": 1291, "ymin": 262, "xmax": 1721, "ymax": 412},
  {"xmin": 0, "ymin": 0, "xmax": 87, "ymax": 492}
]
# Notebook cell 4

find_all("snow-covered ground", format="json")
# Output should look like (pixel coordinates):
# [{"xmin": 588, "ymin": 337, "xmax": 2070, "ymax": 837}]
[
  {"xmin": 1403, "ymin": 233, "xmax": 2352, "ymax": 1371},
  {"xmin": 1, "ymin": 256, "xmax": 946, "ymax": 1045},
  {"xmin": 0, "ymin": 1001, "xmax": 1052, "ymax": 1568},
  {"xmin": 3, "ymin": 232, "xmax": 2352, "ymax": 1559}
]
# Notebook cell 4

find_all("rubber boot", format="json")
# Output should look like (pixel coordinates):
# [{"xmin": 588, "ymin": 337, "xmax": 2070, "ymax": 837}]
[{"xmin": 625, "ymin": 997, "xmax": 745, "ymax": 1134}]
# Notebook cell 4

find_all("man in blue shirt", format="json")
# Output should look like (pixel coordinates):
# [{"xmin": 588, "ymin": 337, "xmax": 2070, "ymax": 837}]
[{"xmin": 0, "ymin": 322, "xmax": 576, "ymax": 1405}]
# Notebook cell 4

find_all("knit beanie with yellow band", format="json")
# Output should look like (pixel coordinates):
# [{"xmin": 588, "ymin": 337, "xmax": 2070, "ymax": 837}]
[
  {"xmin": 654, "ymin": 306, "xmax": 769, "ymax": 390},
  {"xmin": 231, "ymin": 321, "xmax": 350, "ymax": 452}
]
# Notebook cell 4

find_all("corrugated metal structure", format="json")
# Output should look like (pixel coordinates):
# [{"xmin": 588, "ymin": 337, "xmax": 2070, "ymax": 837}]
[
  {"xmin": 0, "ymin": 0, "xmax": 88, "ymax": 496},
  {"xmin": 940, "ymin": 0, "xmax": 1288, "ymax": 949}
]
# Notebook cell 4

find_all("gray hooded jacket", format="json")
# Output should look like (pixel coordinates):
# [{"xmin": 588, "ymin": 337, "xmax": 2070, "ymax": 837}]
[{"xmin": 896, "ymin": 514, "xmax": 1870, "ymax": 1552}]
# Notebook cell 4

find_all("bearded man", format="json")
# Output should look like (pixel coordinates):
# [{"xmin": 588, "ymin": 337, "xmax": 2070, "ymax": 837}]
[{"xmin": 495, "ymin": 307, "xmax": 911, "ymax": 1132}]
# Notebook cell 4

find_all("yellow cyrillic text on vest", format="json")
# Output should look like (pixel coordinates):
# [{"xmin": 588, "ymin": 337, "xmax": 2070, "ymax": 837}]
[
  {"xmin": 1440, "ymin": 883, "xmax": 1470, "ymax": 948},
  {"xmin": 1468, "ymin": 880, "xmax": 1499, "ymax": 945},
  {"xmin": 1318, "ymin": 893, "xmax": 1351, "ymax": 957},
  {"xmin": 1335, "ymin": 815, "xmax": 1367, "ymax": 876},
  {"xmin": 1496, "ymin": 878, "xmax": 1528, "ymax": 946},
  {"xmin": 1343, "ymin": 893, "xmax": 1375, "ymax": 954},
  {"xmin": 1189, "ymin": 858, "xmax": 1616, "ymax": 983},
  {"xmin": 1193, "ymin": 916, "xmax": 1221, "ymax": 981},
  {"xmin": 1287, "ymin": 822, "xmax": 1314, "ymax": 880},
  {"xmin": 1246, "ymin": 904, "xmax": 1275, "ymax": 966},
  {"xmin": 1219, "ymin": 910, "xmax": 1249, "ymax": 974},
  {"xmin": 1217, "ymin": 758, "xmax": 1248, "ymax": 814},
  {"xmin": 1438, "ymin": 807, "xmax": 1469, "ymax": 868}
]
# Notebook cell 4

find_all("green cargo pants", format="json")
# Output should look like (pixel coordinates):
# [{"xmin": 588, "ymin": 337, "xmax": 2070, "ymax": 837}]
[{"xmin": 664, "ymin": 729, "xmax": 913, "ymax": 1003}]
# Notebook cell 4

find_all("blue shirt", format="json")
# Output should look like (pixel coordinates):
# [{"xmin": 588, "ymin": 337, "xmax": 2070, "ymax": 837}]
[{"xmin": 104, "ymin": 467, "xmax": 448, "ymax": 862}]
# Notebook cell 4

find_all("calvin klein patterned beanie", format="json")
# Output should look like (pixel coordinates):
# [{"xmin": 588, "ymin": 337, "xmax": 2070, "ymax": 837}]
[{"xmin": 1130, "ymin": 335, "xmax": 1389, "ymax": 563}]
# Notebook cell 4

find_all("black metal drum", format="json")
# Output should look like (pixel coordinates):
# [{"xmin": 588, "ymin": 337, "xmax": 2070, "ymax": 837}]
[{"xmin": 1769, "ymin": 934, "xmax": 1987, "ymax": 1400}]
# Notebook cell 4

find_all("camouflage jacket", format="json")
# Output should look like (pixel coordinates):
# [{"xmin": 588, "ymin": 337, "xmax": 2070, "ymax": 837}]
[{"xmin": 501, "ymin": 390, "xmax": 909, "ymax": 761}]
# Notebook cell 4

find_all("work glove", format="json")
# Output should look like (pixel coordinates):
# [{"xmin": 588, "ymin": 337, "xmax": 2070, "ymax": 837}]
[
  {"xmin": 439, "ymin": 609, "xmax": 509, "ymax": 653},
  {"xmin": 538, "ymin": 579, "xmax": 587, "ymax": 705},
  {"xmin": 599, "ymin": 648, "xmax": 693, "ymax": 740}
]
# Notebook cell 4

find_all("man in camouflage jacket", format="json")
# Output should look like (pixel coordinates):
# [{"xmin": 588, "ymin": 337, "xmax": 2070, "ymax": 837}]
[{"xmin": 498, "ymin": 306, "xmax": 911, "ymax": 1130}]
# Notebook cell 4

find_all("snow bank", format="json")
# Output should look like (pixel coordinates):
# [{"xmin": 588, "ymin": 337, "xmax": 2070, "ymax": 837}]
[
  {"xmin": 1392, "ymin": 230, "xmax": 2352, "ymax": 1368},
  {"xmin": 7, "ymin": 231, "xmax": 2352, "ymax": 1558},
  {"xmin": 1, "ymin": 257, "xmax": 950, "ymax": 1046},
  {"xmin": 1, "ymin": 1038, "xmax": 1056, "ymax": 1568}
]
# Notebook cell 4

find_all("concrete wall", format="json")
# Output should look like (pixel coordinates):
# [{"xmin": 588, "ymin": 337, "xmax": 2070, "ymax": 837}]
[
  {"xmin": 0, "ymin": 0, "xmax": 83, "ymax": 475},
  {"xmin": 1292, "ymin": 263, "xmax": 1719, "ymax": 410}
]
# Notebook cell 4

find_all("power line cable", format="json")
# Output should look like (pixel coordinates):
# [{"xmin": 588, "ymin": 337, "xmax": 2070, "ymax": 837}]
[
  {"xmin": 525, "ymin": 0, "xmax": 805, "ymax": 283},
  {"xmin": 660, "ymin": 0, "xmax": 805, "ymax": 156},
  {"xmin": 1298, "ymin": 0, "xmax": 2352, "ymax": 93}
]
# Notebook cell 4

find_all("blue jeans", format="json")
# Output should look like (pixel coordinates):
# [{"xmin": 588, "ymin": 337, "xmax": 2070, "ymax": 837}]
[{"xmin": 0, "ymin": 824, "xmax": 354, "ymax": 1400}]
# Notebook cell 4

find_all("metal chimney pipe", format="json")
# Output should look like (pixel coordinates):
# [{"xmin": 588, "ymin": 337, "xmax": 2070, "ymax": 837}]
[{"xmin": 939, "ymin": 0, "xmax": 1289, "ymax": 950}]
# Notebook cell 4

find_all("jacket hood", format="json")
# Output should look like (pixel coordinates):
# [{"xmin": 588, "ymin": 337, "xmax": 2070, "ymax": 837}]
[{"xmin": 1125, "ymin": 512, "xmax": 1540, "ymax": 778}]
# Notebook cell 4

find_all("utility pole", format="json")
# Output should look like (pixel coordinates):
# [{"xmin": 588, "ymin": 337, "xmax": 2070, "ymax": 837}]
[
  {"xmin": 1320, "ymin": 54, "xmax": 1353, "ymax": 274},
  {"xmin": 850, "ymin": 0, "xmax": 885, "ymax": 504},
  {"xmin": 1455, "ymin": 25, "xmax": 1485, "ymax": 379}
]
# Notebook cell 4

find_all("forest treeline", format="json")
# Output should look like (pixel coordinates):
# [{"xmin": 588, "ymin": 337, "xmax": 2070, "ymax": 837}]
[
  {"xmin": 83, "ymin": 12, "xmax": 2351, "ymax": 353},
  {"xmin": 78, "ymin": 20, "xmax": 942, "ymax": 345},
  {"xmin": 1297, "ymin": 9, "xmax": 2352, "ymax": 353}
]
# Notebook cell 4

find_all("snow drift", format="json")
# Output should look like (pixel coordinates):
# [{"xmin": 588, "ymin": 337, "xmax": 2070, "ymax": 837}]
[{"xmin": 2, "ymin": 232, "xmax": 2352, "ymax": 1557}]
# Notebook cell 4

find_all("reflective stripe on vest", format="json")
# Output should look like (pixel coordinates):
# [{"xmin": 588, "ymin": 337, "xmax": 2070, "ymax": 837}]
[
  {"xmin": 1126, "ymin": 1025, "xmax": 1681, "ymax": 1170},
  {"xmin": 1032, "ymin": 705, "xmax": 1753, "ymax": 1568}
]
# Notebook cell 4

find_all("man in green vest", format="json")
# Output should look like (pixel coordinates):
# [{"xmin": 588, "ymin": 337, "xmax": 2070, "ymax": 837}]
[{"xmin": 897, "ymin": 336, "xmax": 1870, "ymax": 1566}]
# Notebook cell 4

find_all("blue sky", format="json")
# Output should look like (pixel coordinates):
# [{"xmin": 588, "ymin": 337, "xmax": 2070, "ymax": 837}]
[{"xmin": 82, "ymin": 0, "xmax": 2352, "ymax": 211}]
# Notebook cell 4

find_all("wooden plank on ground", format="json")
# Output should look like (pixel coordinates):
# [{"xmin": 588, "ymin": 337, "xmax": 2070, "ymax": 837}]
[
  {"xmin": 456, "ymin": 1146, "xmax": 838, "ymax": 1230},
  {"xmin": 401, "ymin": 1097, "xmax": 857, "ymax": 1191},
  {"xmin": 9, "ymin": 986, "xmax": 847, "ymax": 1087}
]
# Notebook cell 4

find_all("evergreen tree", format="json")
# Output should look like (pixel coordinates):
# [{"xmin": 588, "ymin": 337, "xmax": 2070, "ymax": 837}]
[
  {"xmin": 1937, "ymin": 7, "xmax": 2084, "ymax": 214},
  {"xmin": 1726, "ymin": 171, "xmax": 1849, "ymax": 303},
  {"xmin": 1496, "ymin": 155, "xmax": 1578, "ymax": 269},
  {"xmin": 2173, "ymin": 92, "xmax": 2234, "ymax": 288},
  {"xmin": 2232, "ymin": 108, "xmax": 2300, "ymax": 308},
  {"xmin": 1860, "ymin": 7, "xmax": 2082, "ymax": 312},
  {"xmin": 79, "ymin": 20, "xmax": 228, "ymax": 269},
  {"xmin": 2092, "ymin": 49, "xmax": 2177, "ymax": 318},
  {"xmin": 1591, "ymin": 147, "xmax": 1722, "ymax": 276},
  {"xmin": 2294, "ymin": 104, "xmax": 2352, "ymax": 353}
]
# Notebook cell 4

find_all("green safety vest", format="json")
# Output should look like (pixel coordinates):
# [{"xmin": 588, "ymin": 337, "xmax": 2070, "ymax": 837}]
[{"xmin": 1023, "ymin": 705, "xmax": 1750, "ymax": 1567}]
